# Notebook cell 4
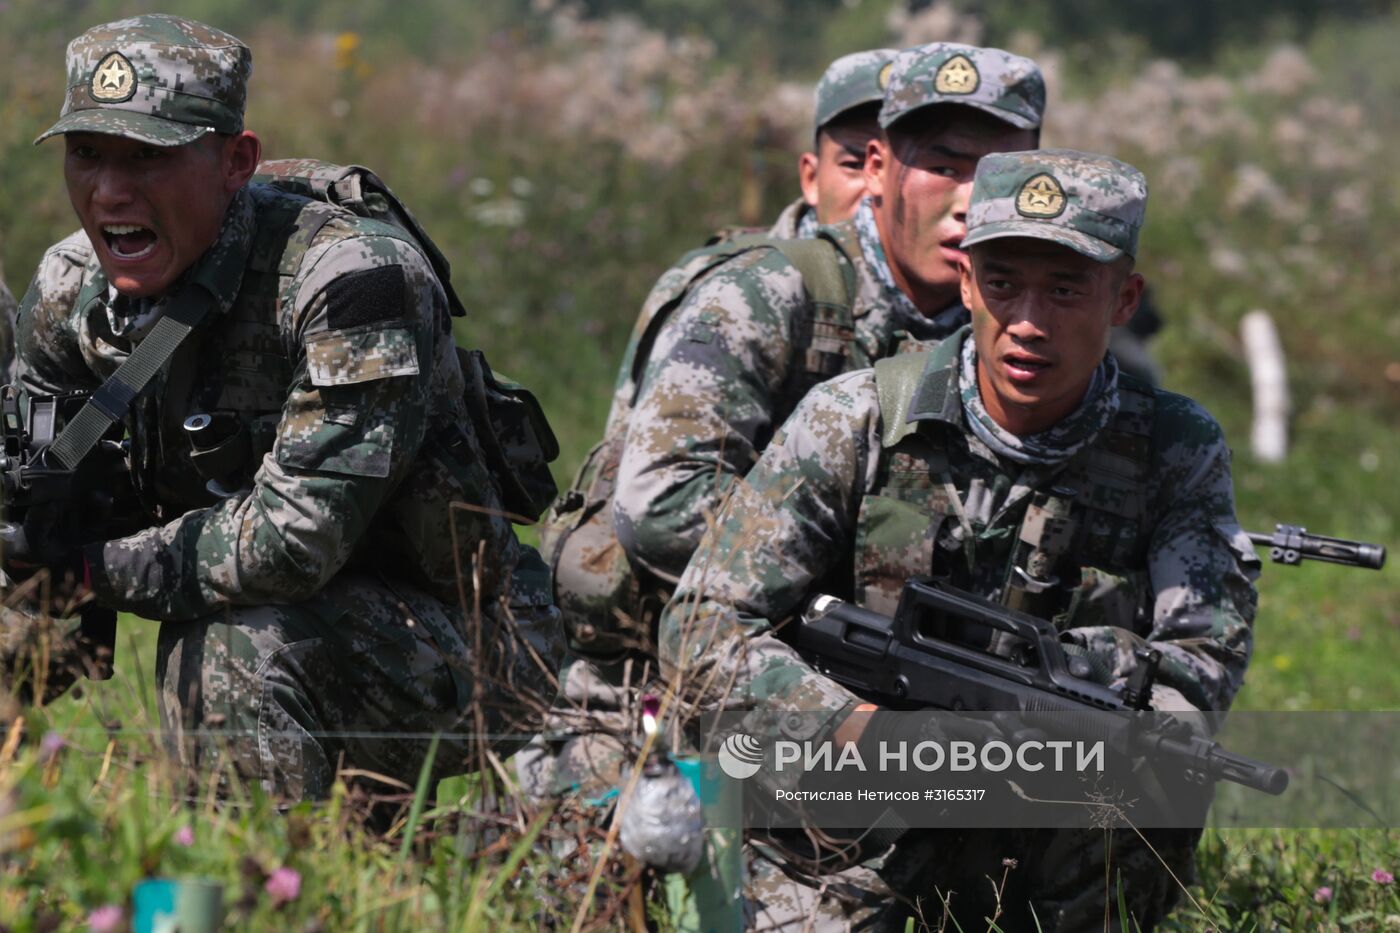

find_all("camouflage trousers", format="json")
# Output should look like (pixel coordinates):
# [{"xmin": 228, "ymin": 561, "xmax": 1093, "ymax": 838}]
[
  {"xmin": 157, "ymin": 571, "xmax": 561, "ymax": 801},
  {"xmin": 745, "ymin": 826, "xmax": 1199, "ymax": 932}
]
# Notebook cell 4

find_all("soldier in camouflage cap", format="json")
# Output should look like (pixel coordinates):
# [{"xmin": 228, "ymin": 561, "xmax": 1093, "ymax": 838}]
[
  {"xmin": 10, "ymin": 14, "xmax": 561, "ymax": 804},
  {"xmin": 659, "ymin": 149, "xmax": 1259, "ymax": 929},
  {"xmin": 36, "ymin": 14, "xmax": 250, "ymax": 147},
  {"xmin": 782, "ymin": 47, "xmax": 900, "ymax": 237},
  {"xmin": 880, "ymin": 41, "xmax": 1045, "ymax": 132},
  {"xmin": 962, "ymin": 149, "xmax": 1146, "ymax": 260},
  {"xmin": 527, "ymin": 42, "xmax": 1044, "ymax": 805}
]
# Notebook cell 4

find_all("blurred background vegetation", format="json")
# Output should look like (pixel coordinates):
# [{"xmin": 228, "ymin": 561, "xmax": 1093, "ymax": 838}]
[{"xmin": 2, "ymin": 0, "xmax": 1400, "ymax": 928}]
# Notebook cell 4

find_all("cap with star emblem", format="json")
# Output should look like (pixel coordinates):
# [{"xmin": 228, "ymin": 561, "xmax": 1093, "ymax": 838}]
[
  {"xmin": 813, "ymin": 49, "xmax": 900, "ymax": 132},
  {"xmin": 879, "ymin": 42, "xmax": 1045, "ymax": 131},
  {"xmin": 961, "ymin": 149, "xmax": 1148, "ymax": 262},
  {"xmin": 36, "ymin": 14, "xmax": 251, "ymax": 147}
]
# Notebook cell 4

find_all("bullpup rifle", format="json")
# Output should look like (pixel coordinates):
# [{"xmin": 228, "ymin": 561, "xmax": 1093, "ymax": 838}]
[{"xmin": 796, "ymin": 577, "xmax": 1290, "ymax": 795}]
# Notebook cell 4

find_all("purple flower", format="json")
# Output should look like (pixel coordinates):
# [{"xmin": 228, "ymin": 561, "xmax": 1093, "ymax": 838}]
[
  {"xmin": 40, "ymin": 731, "xmax": 66, "ymax": 762},
  {"xmin": 174, "ymin": 825, "xmax": 195, "ymax": 847},
  {"xmin": 265, "ymin": 866, "xmax": 302, "ymax": 904},
  {"xmin": 1313, "ymin": 885, "xmax": 1333, "ymax": 904},
  {"xmin": 1373, "ymin": 868, "xmax": 1395, "ymax": 885},
  {"xmin": 88, "ymin": 905, "xmax": 123, "ymax": 932}
]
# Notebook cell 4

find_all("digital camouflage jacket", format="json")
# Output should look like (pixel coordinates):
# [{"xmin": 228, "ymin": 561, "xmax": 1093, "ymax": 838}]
[
  {"xmin": 16, "ymin": 183, "xmax": 537, "ymax": 638},
  {"xmin": 661, "ymin": 329, "xmax": 1260, "ymax": 742},
  {"xmin": 614, "ymin": 200, "xmax": 969, "ymax": 586}
]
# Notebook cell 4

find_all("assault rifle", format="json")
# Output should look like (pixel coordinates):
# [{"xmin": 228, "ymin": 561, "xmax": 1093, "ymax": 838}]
[
  {"xmin": 0, "ymin": 385, "xmax": 143, "ymax": 682},
  {"xmin": 796, "ymin": 577, "xmax": 1290, "ymax": 796}
]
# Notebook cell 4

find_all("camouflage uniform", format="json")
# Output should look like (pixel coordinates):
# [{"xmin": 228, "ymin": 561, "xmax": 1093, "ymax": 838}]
[
  {"xmin": 525, "ymin": 44, "xmax": 1044, "ymax": 804},
  {"xmin": 660, "ymin": 151, "xmax": 1260, "ymax": 930},
  {"xmin": 524, "ymin": 48, "xmax": 910, "ymax": 800},
  {"xmin": 16, "ymin": 15, "xmax": 561, "ymax": 799},
  {"xmin": 616, "ymin": 42, "xmax": 1046, "ymax": 598}
]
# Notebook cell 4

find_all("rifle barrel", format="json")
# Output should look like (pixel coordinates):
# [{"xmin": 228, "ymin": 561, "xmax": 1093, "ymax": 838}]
[{"xmin": 1248, "ymin": 528, "xmax": 1386, "ymax": 570}]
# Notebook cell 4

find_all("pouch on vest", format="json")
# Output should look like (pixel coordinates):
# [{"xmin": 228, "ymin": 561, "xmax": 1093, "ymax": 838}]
[
  {"xmin": 541, "ymin": 233, "xmax": 857, "ymax": 658},
  {"xmin": 457, "ymin": 347, "xmax": 559, "ymax": 522}
]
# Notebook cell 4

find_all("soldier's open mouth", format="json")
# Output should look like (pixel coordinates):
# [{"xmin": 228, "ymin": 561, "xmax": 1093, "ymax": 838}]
[{"xmin": 103, "ymin": 224, "xmax": 158, "ymax": 259}]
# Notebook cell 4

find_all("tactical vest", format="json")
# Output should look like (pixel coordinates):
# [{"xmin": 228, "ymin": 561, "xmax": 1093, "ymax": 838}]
[
  {"xmin": 67, "ymin": 165, "xmax": 556, "ymax": 610},
  {"xmin": 541, "ymin": 230, "xmax": 859, "ymax": 659},
  {"xmin": 858, "ymin": 350, "xmax": 1158, "ymax": 637}
]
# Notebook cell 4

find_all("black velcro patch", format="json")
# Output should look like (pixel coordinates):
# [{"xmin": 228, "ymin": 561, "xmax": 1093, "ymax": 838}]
[{"xmin": 324, "ymin": 264, "xmax": 406, "ymax": 330}]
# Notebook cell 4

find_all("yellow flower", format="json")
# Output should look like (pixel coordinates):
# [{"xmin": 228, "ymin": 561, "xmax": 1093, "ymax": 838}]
[{"xmin": 1271, "ymin": 654, "xmax": 1293, "ymax": 673}]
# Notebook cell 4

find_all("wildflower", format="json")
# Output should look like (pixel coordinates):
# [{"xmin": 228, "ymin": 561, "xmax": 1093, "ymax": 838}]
[
  {"xmin": 1002, "ymin": 858, "xmax": 1019, "ymax": 869},
  {"xmin": 174, "ymin": 825, "xmax": 195, "ymax": 846},
  {"xmin": 1313, "ymin": 885, "xmax": 1333, "ymax": 904},
  {"xmin": 1374, "ymin": 868, "xmax": 1395, "ymax": 885},
  {"xmin": 266, "ymin": 866, "xmax": 302, "ymax": 905},
  {"xmin": 39, "ymin": 731, "xmax": 65, "ymax": 762},
  {"xmin": 88, "ymin": 905, "xmax": 123, "ymax": 932}
]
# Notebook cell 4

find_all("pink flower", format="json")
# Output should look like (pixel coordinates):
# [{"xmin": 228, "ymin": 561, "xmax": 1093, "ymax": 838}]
[
  {"xmin": 1373, "ymin": 868, "xmax": 1395, "ymax": 885},
  {"xmin": 88, "ymin": 905, "xmax": 123, "ymax": 932},
  {"xmin": 174, "ymin": 825, "xmax": 194, "ymax": 847},
  {"xmin": 1313, "ymin": 886, "xmax": 1333, "ymax": 904},
  {"xmin": 265, "ymin": 866, "xmax": 302, "ymax": 905},
  {"xmin": 40, "ymin": 731, "xmax": 66, "ymax": 762}
]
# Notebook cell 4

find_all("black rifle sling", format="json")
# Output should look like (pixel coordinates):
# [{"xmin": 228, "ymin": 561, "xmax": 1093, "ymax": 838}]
[{"xmin": 49, "ymin": 286, "xmax": 218, "ymax": 471}]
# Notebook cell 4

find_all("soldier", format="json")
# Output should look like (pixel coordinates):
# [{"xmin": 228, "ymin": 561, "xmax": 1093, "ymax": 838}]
[
  {"xmin": 661, "ymin": 150, "xmax": 1260, "ymax": 930},
  {"xmin": 616, "ymin": 41, "xmax": 1044, "ymax": 623},
  {"xmin": 772, "ymin": 48, "xmax": 899, "ymax": 238},
  {"xmin": 9, "ymin": 14, "xmax": 561, "ymax": 800},
  {"xmin": 532, "ymin": 43, "xmax": 1045, "ymax": 800}
]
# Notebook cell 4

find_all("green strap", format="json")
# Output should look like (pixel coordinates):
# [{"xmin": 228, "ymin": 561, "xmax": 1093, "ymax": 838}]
[
  {"xmin": 772, "ymin": 237, "xmax": 850, "ymax": 313},
  {"xmin": 772, "ymin": 236, "xmax": 857, "ymax": 380},
  {"xmin": 50, "ymin": 287, "xmax": 219, "ymax": 471},
  {"xmin": 874, "ymin": 351, "xmax": 933, "ymax": 448}
]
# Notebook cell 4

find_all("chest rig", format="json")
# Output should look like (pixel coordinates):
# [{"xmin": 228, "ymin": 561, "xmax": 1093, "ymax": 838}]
[
  {"xmin": 856, "ymin": 348, "xmax": 1158, "ymax": 636},
  {"xmin": 68, "ymin": 184, "xmax": 414, "ymax": 516}
]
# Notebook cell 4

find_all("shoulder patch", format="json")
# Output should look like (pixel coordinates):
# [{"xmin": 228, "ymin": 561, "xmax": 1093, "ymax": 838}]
[{"xmin": 324, "ymin": 263, "xmax": 406, "ymax": 330}]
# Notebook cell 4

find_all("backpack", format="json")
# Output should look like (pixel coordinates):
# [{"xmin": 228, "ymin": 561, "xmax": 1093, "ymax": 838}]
[
  {"xmin": 540, "ymin": 230, "xmax": 857, "ymax": 659},
  {"xmin": 252, "ymin": 160, "xmax": 559, "ymax": 521}
]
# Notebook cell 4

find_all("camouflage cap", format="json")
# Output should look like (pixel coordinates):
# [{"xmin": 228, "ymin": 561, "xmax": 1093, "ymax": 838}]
[
  {"xmin": 879, "ymin": 42, "xmax": 1045, "ymax": 131},
  {"xmin": 813, "ymin": 49, "xmax": 900, "ymax": 131},
  {"xmin": 36, "ymin": 14, "xmax": 251, "ymax": 147},
  {"xmin": 961, "ymin": 149, "xmax": 1148, "ymax": 262}
]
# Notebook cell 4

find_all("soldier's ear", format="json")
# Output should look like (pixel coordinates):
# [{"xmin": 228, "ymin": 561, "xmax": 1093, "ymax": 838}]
[
  {"xmin": 959, "ymin": 250, "xmax": 976, "ymax": 308},
  {"xmin": 863, "ymin": 137, "xmax": 888, "ymax": 201},
  {"xmin": 798, "ymin": 151, "xmax": 820, "ymax": 208},
  {"xmin": 223, "ymin": 130, "xmax": 262, "ymax": 194},
  {"xmin": 1110, "ymin": 269, "xmax": 1145, "ymax": 328}
]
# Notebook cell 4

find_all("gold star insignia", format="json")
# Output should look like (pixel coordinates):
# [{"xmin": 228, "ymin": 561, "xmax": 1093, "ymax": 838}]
[
  {"xmin": 90, "ymin": 52, "xmax": 136, "ymax": 103},
  {"xmin": 934, "ymin": 55, "xmax": 979, "ymax": 95},
  {"xmin": 878, "ymin": 62, "xmax": 894, "ymax": 91},
  {"xmin": 1016, "ymin": 174, "xmax": 1067, "ymax": 218}
]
